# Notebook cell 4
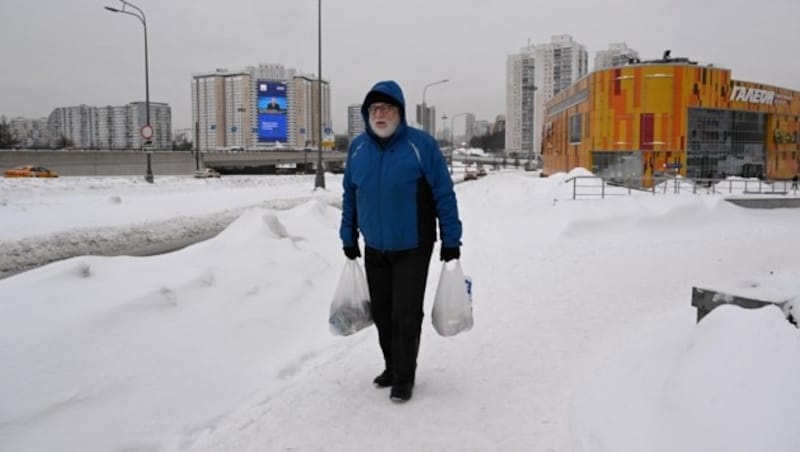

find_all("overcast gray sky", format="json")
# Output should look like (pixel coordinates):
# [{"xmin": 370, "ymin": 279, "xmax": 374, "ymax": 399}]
[{"xmin": 1, "ymin": 0, "xmax": 799, "ymax": 134}]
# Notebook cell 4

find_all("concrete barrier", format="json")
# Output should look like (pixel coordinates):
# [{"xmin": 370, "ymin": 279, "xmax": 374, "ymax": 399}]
[
  {"xmin": 0, "ymin": 150, "xmax": 195, "ymax": 176},
  {"xmin": 1, "ymin": 150, "xmax": 347, "ymax": 176},
  {"xmin": 724, "ymin": 197, "xmax": 800, "ymax": 209}
]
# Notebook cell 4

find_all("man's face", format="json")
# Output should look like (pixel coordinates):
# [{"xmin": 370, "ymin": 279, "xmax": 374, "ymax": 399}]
[{"xmin": 368, "ymin": 103, "xmax": 400, "ymax": 138}]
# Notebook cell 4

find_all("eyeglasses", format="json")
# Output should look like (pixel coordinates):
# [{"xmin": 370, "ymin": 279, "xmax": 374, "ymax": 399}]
[{"xmin": 368, "ymin": 103, "xmax": 396, "ymax": 115}]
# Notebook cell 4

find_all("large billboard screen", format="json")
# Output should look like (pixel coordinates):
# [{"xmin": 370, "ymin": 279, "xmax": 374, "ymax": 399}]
[{"xmin": 257, "ymin": 81, "xmax": 288, "ymax": 143}]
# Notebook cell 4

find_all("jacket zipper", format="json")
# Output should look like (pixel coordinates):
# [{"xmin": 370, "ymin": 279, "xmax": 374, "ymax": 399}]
[{"xmin": 377, "ymin": 148, "xmax": 385, "ymax": 250}]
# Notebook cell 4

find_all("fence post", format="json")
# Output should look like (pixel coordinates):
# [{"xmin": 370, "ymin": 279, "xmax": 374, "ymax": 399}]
[{"xmin": 572, "ymin": 178, "xmax": 577, "ymax": 200}]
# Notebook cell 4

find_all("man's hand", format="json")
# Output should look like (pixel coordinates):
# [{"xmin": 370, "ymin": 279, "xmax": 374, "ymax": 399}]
[
  {"xmin": 344, "ymin": 246, "xmax": 361, "ymax": 260},
  {"xmin": 440, "ymin": 247, "xmax": 460, "ymax": 262}
]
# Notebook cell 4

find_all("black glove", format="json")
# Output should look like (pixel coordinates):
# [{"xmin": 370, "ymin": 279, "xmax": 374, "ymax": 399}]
[
  {"xmin": 343, "ymin": 246, "xmax": 361, "ymax": 260},
  {"xmin": 440, "ymin": 247, "xmax": 460, "ymax": 262}
]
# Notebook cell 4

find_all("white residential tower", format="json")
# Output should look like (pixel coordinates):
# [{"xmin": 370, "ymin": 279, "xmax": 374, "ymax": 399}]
[{"xmin": 506, "ymin": 35, "xmax": 588, "ymax": 157}]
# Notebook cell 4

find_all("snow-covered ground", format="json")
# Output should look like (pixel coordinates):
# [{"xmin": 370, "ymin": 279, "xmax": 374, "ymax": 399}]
[
  {"xmin": 0, "ymin": 175, "xmax": 341, "ymax": 278},
  {"xmin": 1, "ymin": 168, "xmax": 799, "ymax": 451}
]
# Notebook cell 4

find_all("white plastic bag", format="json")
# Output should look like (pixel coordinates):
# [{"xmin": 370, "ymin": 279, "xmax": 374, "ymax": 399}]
[
  {"xmin": 431, "ymin": 260, "xmax": 474, "ymax": 337},
  {"xmin": 329, "ymin": 259, "xmax": 373, "ymax": 336}
]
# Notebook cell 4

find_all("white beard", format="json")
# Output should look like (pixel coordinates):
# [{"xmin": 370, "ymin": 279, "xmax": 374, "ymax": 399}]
[{"xmin": 369, "ymin": 118, "xmax": 399, "ymax": 138}]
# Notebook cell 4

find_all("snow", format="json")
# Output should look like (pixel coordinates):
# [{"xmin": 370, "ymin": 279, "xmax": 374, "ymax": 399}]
[{"xmin": 1, "ymin": 170, "xmax": 799, "ymax": 452}]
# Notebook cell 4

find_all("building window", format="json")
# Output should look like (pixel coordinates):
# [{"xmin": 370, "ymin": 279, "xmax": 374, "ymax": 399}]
[
  {"xmin": 686, "ymin": 107, "xmax": 765, "ymax": 179},
  {"xmin": 569, "ymin": 114, "xmax": 582, "ymax": 144},
  {"xmin": 592, "ymin": 151, "xmax": 642, "ymax": 185}
]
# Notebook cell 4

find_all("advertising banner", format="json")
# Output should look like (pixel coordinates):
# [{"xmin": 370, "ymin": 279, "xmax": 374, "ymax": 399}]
[{"xmin": 257, "ymin": 81, "xmax": 288, "ymax": 142}]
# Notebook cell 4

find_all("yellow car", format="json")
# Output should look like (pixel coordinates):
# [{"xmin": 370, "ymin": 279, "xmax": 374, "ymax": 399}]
[{"xmin": 3, "ymin": 165, "xmax": 59, "ymax": 178}]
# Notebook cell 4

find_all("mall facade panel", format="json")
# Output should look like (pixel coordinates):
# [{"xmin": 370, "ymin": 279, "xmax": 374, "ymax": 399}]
[{"xmin": 542, "ymin": 61, "xmax": 800, "ymax": 185}]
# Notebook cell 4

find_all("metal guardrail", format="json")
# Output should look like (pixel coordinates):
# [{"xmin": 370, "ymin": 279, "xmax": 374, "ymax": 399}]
[{"xmin": 562, "ymin": 175, "xmax": 800, "ymax": 200}]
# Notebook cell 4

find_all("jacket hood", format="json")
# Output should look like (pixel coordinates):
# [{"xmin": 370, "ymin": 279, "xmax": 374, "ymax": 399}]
[{"xmin": 361, "ymin": 80, "xmax": 407, "ymax": 138}]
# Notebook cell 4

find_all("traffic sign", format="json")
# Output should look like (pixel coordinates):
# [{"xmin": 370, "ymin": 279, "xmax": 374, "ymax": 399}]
[{"xmin": 140, "ymin": 124, "xmax": 154, "ymax": 140}]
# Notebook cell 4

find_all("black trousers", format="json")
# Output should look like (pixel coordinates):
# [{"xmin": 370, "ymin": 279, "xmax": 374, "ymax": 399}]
[{"xmin": 364, "ymin": 244, "xmax": 434, "ymax": 386}]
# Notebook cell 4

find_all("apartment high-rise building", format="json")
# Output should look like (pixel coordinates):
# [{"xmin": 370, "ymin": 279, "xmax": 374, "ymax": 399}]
[
  {"xmin": 292, "ymin": 74, "xmax": 332, "ymax": 148},
  {"xmin": 95, "ymin": 105, "xmax": 128, "ymax": 149},
  {"xmin": 46, "ymin": 102, "xmax": 171, "ymax": 149},
  {"xmin": 493, "ymin": 115, "xmax": 506, "ymax": 134},
  {"xmin": 506, "ymin": 51, "xmax": 537, "ymax": 155},
  {"xmin": 472, "ymin": 120, "xmax": 490, "ymax": 138},
  {"xmin": 9, "ymin": 117, "xmax": 50, "ymax": 149},
  {"xmin": 464, "ymin": 113, "xmax": 476, "ymax": 146},
  {"xmin": 506, "ymin": 35, "xmax": 588, "ymax": 157},
  {"xmin": 191, "ymin": 64, "xmax": 331, "ymax": 150},
  {"xmin": 594, "ymin": 43, "xmax": 639, "ymax": 71},
  {"xmin": 347, "ymin": 104, "xmax": 365, "ymax": 139}
]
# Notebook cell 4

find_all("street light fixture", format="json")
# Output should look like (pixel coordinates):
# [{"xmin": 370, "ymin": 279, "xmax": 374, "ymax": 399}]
[
  {"xmin": 421, "ymin": 79, "xmax": 448, "ymax": 135},
  {"xmin": 314, "ymin": 0, "xmax": 325, "ymax": 189},
  {"xmin": 104, "ymin": 0, "xmax": 150, "ymax": 139}
]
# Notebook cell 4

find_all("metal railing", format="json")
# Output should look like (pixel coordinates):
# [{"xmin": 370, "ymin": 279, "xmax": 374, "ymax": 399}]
[{"xmin": 563, "ymin": 175, "xmax": 800, "ymax": 200}]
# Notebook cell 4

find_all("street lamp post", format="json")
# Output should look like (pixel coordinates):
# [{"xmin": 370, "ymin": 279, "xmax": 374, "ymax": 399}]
[
  {"xmin": 525, "ymin": 84, "xmax": 538, "ymax": 169},
  {"xmin": 104, "ymin": 0, "xmax": 150, "ymax": 134},
  {"xmin": 441, "ymin": 114, "xmax": 452, "ymax": 174},
  {"xmin": 314, "ymin": 0, "xmax": 325, "ymax": 189},
  {"xmin": 193, "ymin": 77, "xmax": 201, "ymax": 170},
  {"xmin": 421, "ymin": 79, "xmax": 448, "ymax": 135},
  {"xmin": 237, "ymin": 107, "xmax": 246, "ymax": 149},
  {"xmin": 105, "ymin": 0, "xmax": 152, "ymax": 183},
  {"xmin": 441, "ymin": 114, "xmax": 448, "ymax": 146},
  {"xmin": 304, "ymin": 139, "xmax": 310, "ymax": 174}
]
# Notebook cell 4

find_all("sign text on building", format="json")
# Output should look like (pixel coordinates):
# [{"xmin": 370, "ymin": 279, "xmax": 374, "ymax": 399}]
[{"xmin": 729, "ymin": 86, "xmax": 775, "ymax": 105}]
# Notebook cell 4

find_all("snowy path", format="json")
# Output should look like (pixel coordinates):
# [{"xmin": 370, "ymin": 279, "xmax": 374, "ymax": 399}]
[
  {"xmin": 176, "ymin": 175, "xmax": 800, "ymax": 451},
  {"xmin": 3, "ymin": 172, "xmax": 799, "ymax": 452}
]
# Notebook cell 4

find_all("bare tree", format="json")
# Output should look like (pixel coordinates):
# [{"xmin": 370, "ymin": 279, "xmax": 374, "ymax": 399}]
[{"xmin": 0, "ymin": 116, "xmax": 20, "ymax": 149}]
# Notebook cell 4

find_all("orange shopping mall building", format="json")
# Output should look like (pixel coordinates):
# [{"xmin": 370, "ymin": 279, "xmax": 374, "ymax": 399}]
[{"xmin": 541, "ymin": 55, "xmax": 800, "ymax": 185}]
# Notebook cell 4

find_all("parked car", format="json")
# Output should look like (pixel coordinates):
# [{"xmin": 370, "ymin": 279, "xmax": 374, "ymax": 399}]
[
  {"xmin": 3, "ymin": 165, "xmax": 59, "ymax": 178},
  {"xmin": 194, "ymin": 168, "xmax": 221, "ymax": 178},
  {"xmin": 464, "ymin": 165, "xmax": 478, "ymax": 181}
]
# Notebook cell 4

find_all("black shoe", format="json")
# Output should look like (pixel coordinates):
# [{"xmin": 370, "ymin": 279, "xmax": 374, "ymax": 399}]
[
  {"xmin": 390, "ymin": 382, "xmax": 413, "ymax": 402},
  {"xmin": 373, "ymin": 370, "xmax": 393, "ymax": 388}
]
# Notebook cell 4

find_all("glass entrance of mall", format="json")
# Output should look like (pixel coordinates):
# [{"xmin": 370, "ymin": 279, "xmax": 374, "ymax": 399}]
[
  {"xmin": 591, "ymin": 151, "xmax": 643, "ymax": 186},
  {"xmin": 686, "ymin": 108, "xmax": 766, "ymax": 179}
]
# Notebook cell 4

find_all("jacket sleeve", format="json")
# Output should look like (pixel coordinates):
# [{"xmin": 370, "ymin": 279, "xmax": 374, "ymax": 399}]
[
  {"xmin": 423, "ymin": 139, "xmax": 462, "ymax": 248},
  {"xmin": 339, "ymin": 144, "xmax": 359, "ymax": 247}
]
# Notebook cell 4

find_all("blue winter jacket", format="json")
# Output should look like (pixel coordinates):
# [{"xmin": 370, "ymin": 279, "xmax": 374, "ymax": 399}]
[{"xmin": 340, "ymin": 80, "xmax": 462, "ymax": 252}]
